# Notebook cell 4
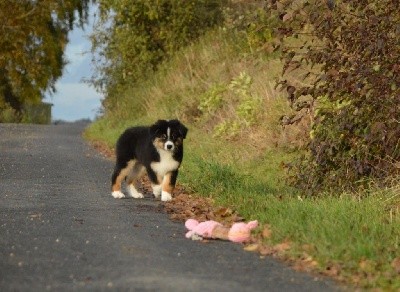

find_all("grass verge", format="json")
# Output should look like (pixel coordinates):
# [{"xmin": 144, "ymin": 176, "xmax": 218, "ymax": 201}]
[{"xmin": 86, "ymin": 123, "xmax": 400, "ymax": 289}]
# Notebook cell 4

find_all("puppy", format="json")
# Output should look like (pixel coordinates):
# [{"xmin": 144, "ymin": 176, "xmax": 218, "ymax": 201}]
[{"xmin": 111, "ymin": 119, "xmax": 188, "ymax": 201}]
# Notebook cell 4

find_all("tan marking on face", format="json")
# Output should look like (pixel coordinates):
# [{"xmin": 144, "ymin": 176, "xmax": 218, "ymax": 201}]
[
  {"xmin": 153, "ymin": 137, "xmax": 164, "ymax": 150},
  {"xmin": 111, "ymin": 160, "xmax": 136, "ymax": 192},
  {"xmin": 175, "ymin": 137, "xmax": 183, "ymax": 146},
  {"xmin": 162, "ymin": 172, "xmax": 174, "ymax": 194}
]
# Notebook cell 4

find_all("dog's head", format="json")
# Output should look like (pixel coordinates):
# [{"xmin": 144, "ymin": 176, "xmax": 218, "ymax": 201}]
[{"xmin": 150, "ymin": 119, "xmax": 188, "ymax": 152}]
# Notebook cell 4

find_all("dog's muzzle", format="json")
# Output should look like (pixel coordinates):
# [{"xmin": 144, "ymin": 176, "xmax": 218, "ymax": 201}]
[{"xmin": 165, "ymin": 141, "xmax": 174, "ymax": 151}]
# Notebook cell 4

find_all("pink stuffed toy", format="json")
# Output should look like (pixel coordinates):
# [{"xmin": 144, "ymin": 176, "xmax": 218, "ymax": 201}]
[{"xmin": 185, "ymin": 219, "xmax": 258, "ymax": 243}]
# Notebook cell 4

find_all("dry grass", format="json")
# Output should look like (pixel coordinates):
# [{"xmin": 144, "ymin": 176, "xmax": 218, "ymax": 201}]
[{"xmin": 112, "ymin": 29, "xmax": 308, "ymax": 160}]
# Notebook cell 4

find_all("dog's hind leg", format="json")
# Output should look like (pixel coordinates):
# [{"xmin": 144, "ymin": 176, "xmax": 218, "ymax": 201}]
[
  {"xmin": 111, "ymin": 160, "xmax": 135, "ymax": 199},
  {"xmin": 126, "ymin": 161, "xmax": 145, "ymax": 199},
  {"xmin": 111, "ymin": 167, "xmax": 126, "ymax": 199}
]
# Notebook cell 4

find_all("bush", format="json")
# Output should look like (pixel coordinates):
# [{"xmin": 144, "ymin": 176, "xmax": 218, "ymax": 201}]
[
  {"xmin": 0, "ymin": 102, "xmax": 21, "ymax": 123},
  {"xmin": 197, "ymin": 72, "xmax": 263, "ymax": 139},
  {"xmin": 268, "ymin": 0, "xmax": 400, "ymax": 193}
]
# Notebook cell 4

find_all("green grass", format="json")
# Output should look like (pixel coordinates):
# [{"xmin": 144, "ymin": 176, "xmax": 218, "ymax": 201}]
[
  {"xmin": 181, "ymin": 141, "xmax": 400, "ymax": 288},
  {"xmin": 85, "ymin": 28, "xmax": 400, "ymax": 289},
  {"xmin": 179, "ymin": 137, "xmax": 293, "ymax": 208}
]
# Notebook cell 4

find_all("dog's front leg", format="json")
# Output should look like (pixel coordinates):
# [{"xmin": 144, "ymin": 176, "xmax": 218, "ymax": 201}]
[
  {"xmin": 161, "ymin": 171, "xmax": 178, "ymax": 202},
  {"xmin": 152, "ymin": 184, "xmax": 162, "ymax": 198},
  {"xmin": 147, "ymin": 168, "xmax": 162, "ymax": 199}
]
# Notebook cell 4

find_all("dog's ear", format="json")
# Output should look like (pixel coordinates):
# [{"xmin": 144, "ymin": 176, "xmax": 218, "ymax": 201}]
[
  {"xmin": 179, "ymin": 123, "xmax": 188, "ymax": 139},
  {"xmin": 150, "ymin": 120, "xmax": 166, "ymax": 137},
  {"xmin": 170, "ymin": 119, "xmax": 188, "ymax": 139}
]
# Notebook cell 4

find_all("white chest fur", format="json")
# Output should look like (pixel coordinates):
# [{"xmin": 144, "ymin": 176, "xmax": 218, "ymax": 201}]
[{"xmin": 150, "ymin": 149, "xmax": 180, "ymax": 176}]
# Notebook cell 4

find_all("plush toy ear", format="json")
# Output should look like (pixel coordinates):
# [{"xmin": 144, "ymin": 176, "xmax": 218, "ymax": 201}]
[
  {"xmin": 185, "ymin": 219, "xmax": 199, "ymax": 230},
  {"xmin": 247, "ymin": 220, "xmax": 258, "ymax": 230}
]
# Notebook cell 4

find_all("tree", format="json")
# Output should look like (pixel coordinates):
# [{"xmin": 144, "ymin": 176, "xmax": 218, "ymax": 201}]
[
  {"xmin": 0, "ymin": 0, "xmax": 90, "ymax": 118},
  {"xmin": 90, "ymin": 0, "xmax": 225, "ymax": 107}
]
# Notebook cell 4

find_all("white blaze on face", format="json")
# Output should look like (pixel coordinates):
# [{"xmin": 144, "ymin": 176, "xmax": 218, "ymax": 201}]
[{"xmin": 164, "ymin": 127, "xmax": 174, "ymax": 151}]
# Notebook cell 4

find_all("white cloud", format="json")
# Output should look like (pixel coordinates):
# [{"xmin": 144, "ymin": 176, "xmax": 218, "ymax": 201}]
[{"xmin": 45, "ymin": 83, "xmax": 102, "ymax": 122}]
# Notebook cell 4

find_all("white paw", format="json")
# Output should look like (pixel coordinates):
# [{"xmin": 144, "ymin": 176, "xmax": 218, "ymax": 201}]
[
  {"xmin": 152, "ymin": 185, "xmax": 162, "ymax": 198},
  {"xmin": 112, "ymin": 191, "xmax": 125, "ymax": 199},
  {"xmin": 161, "ymin": 191, "xmax": 172, "ymax": 202},
  {"xmin": 128, "ymin": 185, "xmax": 144, "ymax": 199},
  {"xmin": 131, "ymin": 192, "xmax": 144, "ymax": 199}
]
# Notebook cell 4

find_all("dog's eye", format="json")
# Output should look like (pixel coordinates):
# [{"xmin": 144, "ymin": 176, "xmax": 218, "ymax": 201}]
[{"xmin": 161, "ymin": 134, "xmax": 167, "ymax": 140}]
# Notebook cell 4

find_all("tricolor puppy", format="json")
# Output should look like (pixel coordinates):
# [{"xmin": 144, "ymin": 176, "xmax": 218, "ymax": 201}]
[{"xmin": 111, "ymin": 119, "xmax": 188, "ymax": 201}]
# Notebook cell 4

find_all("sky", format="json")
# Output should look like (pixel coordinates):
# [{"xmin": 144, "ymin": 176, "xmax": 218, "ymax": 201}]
[{"xmin": 44, "ymin": 6, "xmax": 103, "ymax": 122}]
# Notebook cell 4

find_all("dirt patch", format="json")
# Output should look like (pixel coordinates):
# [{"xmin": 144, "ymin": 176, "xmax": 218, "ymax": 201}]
[
  {"xmin": 90, "ymin": 140, "xmax": 115, "ymax": 159},
  {"xmin": 135, "ymin": 176, "xmax": 239, "ymax": 224}
]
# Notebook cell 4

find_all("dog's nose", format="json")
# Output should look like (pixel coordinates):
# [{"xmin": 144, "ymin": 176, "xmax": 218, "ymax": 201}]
[{"xmin": 165, "ymin": 141, "xmax": 174, "ymax": 150}]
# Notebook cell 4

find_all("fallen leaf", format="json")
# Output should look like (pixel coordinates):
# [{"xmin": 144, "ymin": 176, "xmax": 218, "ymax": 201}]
[
  {"xmin": 262, "ymin": 225, "xmax": 272, "ymax": 239},
  {"xmin": 391, "ymin": 257, "xmax": 400, "ymax": 274},
  {"xmin": 299, "ymin": 253, "xmax": 318, "ymax": 269},
  {"xmin": 214, "ymin": 207, "xmax": 233, "ymax": 218},
  {"xmin": 359, "ymin": 259, "xmax": 375, "ymax": 273},
  {"xmin": 29, "ymin": 213, "xmax": 42, "ymax": 219},
  {"xmin": 293, "ymin": 254, "xmax": 319, "ymax": 272},
  {"xmin": 184, "ymin": 209, "xmax": 195, "ymax": 217},
  {"xmin": 243, "ymin": 243, "xmax": 259, "ymax": 252},
  {"xmin": 325, "ymin": 264, "xmax": 340, "ymax": 277},
  {"xmin": 274, "ymin": 241, "xmax": 291, "ymax": 253},
  {"xmin": 282, "ymin": 12, "xmax": 293, "ymax": 22},
  {"xmin": 259, "ymin": 245, "xmax": 274, "ymax": 256},
  {"xmin": 301, "ymin": 244, "xmax": 315, "ymax": 253}
]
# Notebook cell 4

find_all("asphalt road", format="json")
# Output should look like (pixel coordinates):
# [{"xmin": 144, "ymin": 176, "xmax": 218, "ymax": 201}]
[{"xmin": 0, "ymin": 123, "xmax": 339, "ymax": 291}]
